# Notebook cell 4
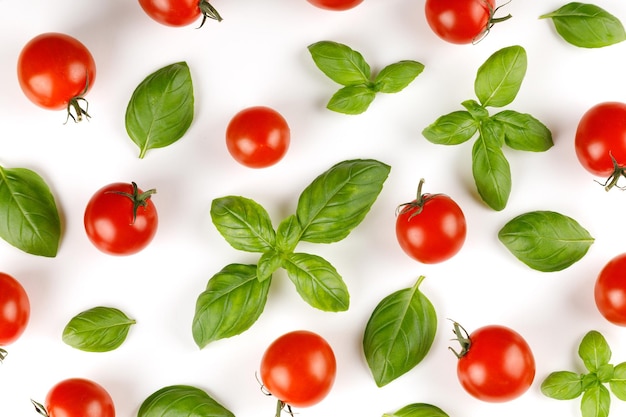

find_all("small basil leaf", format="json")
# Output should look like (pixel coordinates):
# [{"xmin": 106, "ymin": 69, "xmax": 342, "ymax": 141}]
[
  {"xmin": 373, "ymin": 60, "xmax": 424, "ymax": 94},
  {"xmin": 125, "ymin": 62, "xmax": 194, "ymax": 159},
  {"xmin": 192, "ymin": 264, "xmax": 271, "ymax": 348},
  {"xmin": 363, "ymin": 276, "xmax": 437, "ymax": 387},
  {"xmin": 491, "ymin": 110, "xmax": 554, "ymax": 152},
  {"xmin": 257, "ymin": 250, "xmax": 282, "ymax": 282},
  {"xmin": 472, "ymin": 126, "xmax": 511, "ymax": 211},
  {"xmin": 540, "ymin": 3, "xmax": 626, "ymax": 48},
  {"xmin": 62, "ymin": 306, "xmax": 136, "ymax": 352},
  {"xmin": 210, "ymin": 196, "xmax": 276, "ymax": 253},
  {"xmin": 283, "ymin": 252, "xmax": 349, "ymax": 312},
  {"xmin": 461, "ymin": 99, "xmax": 490, "ymax": 121},
  {"xmin": 296, "ymin": 159, "xmax": 390, "ymax": 244},
  {"xmin": 498, "ymin": 211, "xmax": 594, "ymax": 272},
  {"xmin": 275, "ymin": 214, "xmax": 302, "ymax": 253},
  {"xmin": 579, "ymin": 330, "xmax": 612, "ymax": 373},
  {"xmin": 383, "ymin": 403, "xmax": 449, "ymax": 417},
  {"xmin": 422, "ymin": 111, "xmax": 478, "ymax": 145},
  {"xmin": 308, "ymin": 40, "xmax": 371, "ymax": 86},
  {"xmin": 475, "ymin": 45, "xmax": 527, "ymax": 108},
  {"xmin": 609, "ymin": 362, "xmax": 626, "ymax": 401},
  {"xmin": 0, "ymin": 166, "xmax": 61, "ymax": 257},
  {"xmin": 581, "ymin": 385, "xmax": 610, "ymax": 417},
  {"xmin": 327, "ymin": 84, "xmax": 376, "ymax": 114},
  {"xmin": 138, "ymin": 385, "xmax": 234, "ymax": 417},
  {"xmin": 541, "ymin": 371, "xmax": 584, "ymax": 400}
]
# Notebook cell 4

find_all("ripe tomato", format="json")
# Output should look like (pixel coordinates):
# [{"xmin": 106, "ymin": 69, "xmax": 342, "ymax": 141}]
[
  {"xmin": 34, "ymin": 378, "xmax": 115, "ymax": 417},
  {"xmin": 575, "ymin": 102, "xmax": 626, "ymax": 190},
  {"xmin": 306, "ymin": 0, "xmax": 364, "ymax": 11},
  {"xmin": 17, "ymin": 32, "xmax": 96, "ymax": 122},
  {"xmin": 595, "ymin": 253, "xmax": 626, "ymax": 326},
  {"xmin": 0, "ymin": 273, "xmax": 30, "ymax": 353},
  {"xmin": 84, "ymin": 182, "xmax": 158, "ymax": 256},
  {"xmin": 225, "ymin": 106, "xmax": 291, "ymax": 168},
  {"xmin": 451, "ymin": 322, "xmax": 536, "ymax": 402},
  {"xmin": 260, "ymin": 330, "xmax": 336, "ymax": 410},
  {"xmin": 138, "ymin": 0, "xmax": 222, "ymax": 27},
  {"xmin": 395, "ymin": 179, "xmax": 466, "ymax": 264}
]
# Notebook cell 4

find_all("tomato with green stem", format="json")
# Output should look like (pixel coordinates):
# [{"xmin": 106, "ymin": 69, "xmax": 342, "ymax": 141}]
[
  {"xmin": 0, "ymin": 273, "xmax": 30, "ymax": 361},
  {"xmin": 32, "ymin": 378, "xmax": 115, "ymax": 417},
  {"xmin": 306, "ymin": 0, "xmax": 363, "ymax": 11},
  {"xmin": 595, "ymin": 253, "xmax": 626, "ymax": 326},
  {"xmin": 138, "ymin": 0, "xmax": 222, "ymax": 27}
]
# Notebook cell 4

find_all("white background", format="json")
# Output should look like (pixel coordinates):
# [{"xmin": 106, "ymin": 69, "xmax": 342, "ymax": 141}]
[{"xmin": 1, "ymin": 1, "xmax": 626, "ymax": 416}]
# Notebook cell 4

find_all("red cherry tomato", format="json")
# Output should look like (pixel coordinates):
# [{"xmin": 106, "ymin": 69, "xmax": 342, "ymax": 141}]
[
  {"xmin": 595, "ymin": 253, "xmax": 626, "ymax": 326},
  {"xmin": 306, "ymin": 0, "xmax": 364, "ymax": 11},
  {"xmin": 35, "ymin": 378, "xmax": 115, "ymax": 417},
  {"xmin": 84, "ymin": 182, "xmax": 158, "ymax": 256},
  {"xmin": 225, "ymin": 106, "xmax": 291, "ymax": 168},
  {"xmin": 138, "ymin": 0, "xmax": 222, "ymax": 27},
  {"xmin": 0, "ymin": 273, "xmax": 30, "ymax": 352},
  {"xmin": 260, "ymin": 330, "xmax": 336, "ymax": 410},
  {"xmin": 395, "ymin": 179, "xmax": 466, "ymax": 264},
  {"xmin": 17, "ymin": 32, "xmax": 96, "ymax": 122},
  {"xmin": 451, "ymin": 322, "xmax": 536, "ymax": 402}
]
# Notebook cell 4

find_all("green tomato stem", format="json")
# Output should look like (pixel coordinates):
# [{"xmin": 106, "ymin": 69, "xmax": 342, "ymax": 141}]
[
  {"xmin": 598, "ymin": 153, "xmax": 626, "ymax": 191},
  {"xmin": 198, "ymin": 0, "xmax": 223, "ymax": 27},
  {"xmin": 0, "ymin": 347, "xmax": 7, "ymax": 362},
  {"xmin": 448, "ymin": 320, "xmax": 471, "ymax": 359}
]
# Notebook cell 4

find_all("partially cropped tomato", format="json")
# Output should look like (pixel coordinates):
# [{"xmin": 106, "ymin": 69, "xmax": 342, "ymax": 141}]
[
  {"xmin": 0, "ymin": 273, "xmax": 30, "ymax": 356},
  {"xmin": 138, "ymin": 0, "xmax": 222, "ymax": 27},
  {"xmin": 226, "ymin": 106, "xmax": 291, "ymax": 168},
  {"xmin": 451, "ymin": 322, "xmax": 535, "ymax": 402},
  {"xmin": 575, "ymin": 102, "xmax": 626, "ymax": 190},
  {"xmin": 17, "ymin": 32, "xmax": 96, "ymax": 122},
  {"xmin": 34, "ymin": 378, "xmax": 115, "ymax": 417},
  {"xmin": 306, "ymin": 0, "xmax": 363, "ymax": 11},
  {"xmin": 595, "ymin": 253, "xmax": 626, "ymax": 326},
  {"xmin": 84, "ymin": 182, "xmax": 158, "ymax": 256},
  {"xmin": 260, "ymin": 330, "xmax": 336, "ymax": 410},
  {"xmin": 395, "ymin": 179, "xmax": 466, "ymax": 264}
]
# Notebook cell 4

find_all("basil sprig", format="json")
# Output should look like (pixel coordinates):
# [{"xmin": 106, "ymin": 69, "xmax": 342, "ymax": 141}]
[
  {"xmin": 542, "ymin": 331, "xmax": 626, "ymax": 417},
  {"xmin": 62, "ymin": 306, "xmax": 136, "ymax": 352},
  {"xmin": 540, "ymin": 3, "xmax": 626, "ymax": 48},
  {"xmin": 138, "ymin": 385, "xmax": 234, "ymax": 417},
  {"xmin": 192, "ymin": 159, "xmax": 390, "ymax": 348},
  {"xmin": 308, "ymin": 41, "xmax": 424, "ymax": 114},
  {"xmin": 383, "ymin": 403, "xmax": 449, "ymax": 417},
  {"xmin": 422, "ymin": 45, "xmax": 553, "ymax": 211}
]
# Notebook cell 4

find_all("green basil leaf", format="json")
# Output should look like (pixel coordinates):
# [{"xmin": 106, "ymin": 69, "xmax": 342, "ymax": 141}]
[
  {"xmin": 541, "ymin": 371, "xmax": 584, "ymax": 400},
  {"xmin": 0, "ymin": 166, "xmax": 61, "ymax": 257},
  {"xmin": 138, "ymin": 385, "xmax": 234, "ymax": 417},
  {"xmin": 491, "ymin": 110, "xmax": 554, "ymax": 152},
  {"xmin": 210, "ymin": 196, "xmax": 276, "ymax": 253},
  {"xmin": 373, "ymin": 60, "xmax": 424, "ymax": 94},
  {"xmin": 579, "ymin": 330, "xmax": 611, "ymax": 372},
  {"xmin": 192, "ymin": 264, "xmax": 271, "ymax": 348},
  {"xmin": 383, "ymin": 403, "xmax": 449, "ymax": 417},
  {"xmin": 308, "ymin": 40, "xmax": 371, "ymax": 86},
  {"xmin": 475, "ymin": 45, "xmax": 527, "ymax": 108},
  {"xmin": 461, "ymin": 99, "xmax": 490, "ymax": 121},
  {"xmin": 498, "ymin": 211, "xmax": 594, "ymax": 272},
  {"xmin": 540, "ymin": 3, "xmax": 626, "ymax": 48},
  {"xmin": 327, "ymin": 84, "xmax": 376, "ymax": 114},
  {"xmin": 422, "ymin": 111, "xmax": 478, "ymax": 145},
  {"xmin": 125, "ymin": 62, "xmax": 194, "ymax": 159},
  {"xmin": 283, "ymin": 252, "xmax": 349, "ymax": 312},
  {"xmin": 581, "ymin": 385, "xmax": 610, "ymax": 417},
  {"xmin": 62, "ymin": 306, "xmax": 136, "ymax": 352},
  {"xmin": 275, "ymin": 214, "xmax": 301, "ymax": 253},
  {"xmin": 296, "ymin": 159, "xmax": 390, "ymax": 243},
  {"xmin": 472, "ymin": 127, "xmax": 511, "ymax": 211},
  {"xmin": 257, "ymin": 250, "xmax": 282, "ymax": 282},
  {"xmin": 363, "ymin": 276, "xmax": 437, "ymax": 387},
  {"xmin": 609, "ymin": 362, "xmax": 626, "ymax": 401},
  {"xmin": 597, "ymin": 363, "xmax": 615, "ymax": 383}
]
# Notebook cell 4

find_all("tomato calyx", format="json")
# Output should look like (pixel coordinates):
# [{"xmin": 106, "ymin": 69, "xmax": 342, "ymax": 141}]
[
  {"xmin": 473, "ymin": 0, "xmax": 513, "ymax": 44},
  {"xmin": 65, "ymin": 74, "xmax": 91, "ymax": 124},
  {"xmin": 106, "ymin": 182, "xmax": 157, "ymax": 223},
  {"xmin": 598, "ymin": 153, "xmax": 626, "ymax": 191},
  {"xmin": 0, "ymin": 347, "xmax": 7, "ymax": 362},
  {"xmin": 396, "ymin": 178, "xmax": 441, "ymax": 219},
  {"xmin": 198, "ymin": 0, "xmax": 223, "ymax": 27},
  {"xmin": 448, "ymin": 320, "xmax": 472, "ymax": 359},
  {"xmin": 258, "ymin": 377, "xmax": 295, "ymax": 417},
  {"xmin": 31, "ymin": 399, "xmax": 49, "ymax": 417}
]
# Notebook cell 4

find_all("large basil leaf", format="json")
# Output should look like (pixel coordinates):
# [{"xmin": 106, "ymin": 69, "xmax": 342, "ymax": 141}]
[
  {"xmin": 125, "ymin": 62, "xmax": 194, "ymax": 159},
  {"xmin": 138, "ymin": 385, "xmax": 234, "ymax": 417},
  {"xmin": 308, "ymin": 40, "xmax": 371, "ymax": 86},
  {"xmin": 62, "ymin": 306, "xmax": 136, "ymax": 352},
  {"xmin": 363, "ymin": 276, "xmax": 437, "ymax": 387},
  {"xmin": 383, "ymin": 403, "xmax": 449, "ymax": 417},
  {"xmin": 581, "ymin": 385, "xmax": 610, "ymax": 417},
  {"xmin": 327, "ymin": 84, "xmax": 377, "ymax": 115},
  {"xmin": 579, "ymin": 330, "xmax": 611, "ymax": 373},
  {"xmin": 610, "ymin": 362, "xmax": 626, "ymax": 401},
  {"xmin": 192, "ymin": 264, "xmax": 271, "ymax": 348},
  {"xmin": 492, "ymin": 110, "xmax": 554, "ymax": 152},
  {"xmin": 296, "ymin": 159, "xmax": 390, "ymax": 243},
  {"xmin": 0, "ymin": 166, "xmax": 61, "ymax": 257},
  {"xmin": 498, "ymin": 211, "xmax": 594, "ymax": 272},
  {"xmin": 422, "ymin": 111, "xmax": 478, "ymax": 145},
  {"xmin": 541, "ymin": 371, "xmax": 584, "ymax": 400},
  {"xmin": 374, "ymin": 60, "xmax": 425, "ymax": 94},
  {"xmin": 475, "ymin": 45, "xmax": 527, "ymax": 108},
  {"xmin": 472, "ymin": 126, "xmax": 511, "ymax": 211}
]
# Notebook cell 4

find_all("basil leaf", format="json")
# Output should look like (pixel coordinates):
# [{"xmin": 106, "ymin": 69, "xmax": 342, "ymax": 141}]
[
  {"xmin": 327, "ymin": 84, "xmax": 376, "ymax": 114},
  {"xmin": 125, "ymin": 62, "xmax": 194, "ymax": 159},
  {"xmin": 296, "ymin": 159, "xmax": 390, "ymax": 243},
  {"xmin": 475, "ymin": 45, "xmax": 527, "ymax": 108},
  {"xmin": 609, "ymin": 362, "xmax": 626, "ymax": 401},
  {"xmin": 422, "ymin": 111, "xmax": 478, "ymax": 145},
  {"xmin": 540, "ymin": 3, "xmax": 626, "ymax": 48},
  {"xmin": 581, "ymin": 385, "xmax": 610, "ymax": 417},
  {"xmin": 498, "ymin": 211, "xmax": 594, "ymax": 272},
  {"xmin": 383, "ymin": 403, "xmax": 449, "ymax": 417},
  {"xmin": 461, "ymin": 99, "xmax": 490, "ymax": 121},
  {"xmin": 138, "ymin": 385, "xmax": 234, "ymax": 417},
  {"xmin": 283, "ymin": 252, "xmax": 349, "ymax": 312},
  {"xmin": 374, "ymin": 60, "xmax": 424, "ymax": 94},
  {"xmin": 579, "ymin": 330, "xmax": 611, "ymax": 373},
  {"xmin": 62, "ymin": 306, "xmax": 136, "ymax": 352},
  {"xmin": 257, "ymin": 250, "xmax": 282, "ymax": 282},
  {"xmin": 541, "ymin": 371, "xmax": 584, "ymax": 400},
  {"xmin": 275, "ymin": 214, "xmax": 301, "ymax": 253},
  {"xmin": 472, "ymin": 126, "xmax": 511, "ymax": 211},
  {"xmin": 308, "ymin": 40, "xmax": 371, "ymax": 86},
  {"xmin": 363, "ymin": 276, "xmax": 437, "ymax": 387},
  {"xmin": 192, "ymin": 264, "xmax": 271, "ymax": 348},
  {"xmin": 492, "ymin": 110, "xmax": 554, "ymax": 151},
  {"xmin": 210, "ymin": 196, "xmax": 276, "ymax": 253},
  {"xmin": 0, "ymin": 166, "xmax": 61, "ymax": 257}
]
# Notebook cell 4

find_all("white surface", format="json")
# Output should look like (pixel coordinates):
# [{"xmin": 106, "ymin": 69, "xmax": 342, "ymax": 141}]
[{"xmin": 2, "ymin": 1, "xmax": 626, "ymax": 416}]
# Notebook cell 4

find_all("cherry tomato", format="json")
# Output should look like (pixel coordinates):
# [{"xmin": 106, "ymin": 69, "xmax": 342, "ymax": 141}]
[
  {"xmin": 306, "ymin": 0, "xmax": 364, "ymax": 11},
  {"xmin": 575, "ymin": 102, "xmax": 626, "ymax": 190},
  {"xmin": 34, "ymin": 378, "xmax": 115, "ymax": 417},
  {"xmin": 260, "ymin": 330, "xmax": 336, "ymax": 411},
  {"xmin": 17, "ymin": 32, "xmax": 96, "ymax": 122},
  {"xmin": 0, "ymin": 273, "xmax": 30, "ymax": 353},
  {"xmin": 395, "ymin": 179, "xmax": 466, "ymax": 264},
  {"xmin": 138, "ymin": 0, "xmax": 222, "ymax": 27},
  {"xmin": 451, "ymin": 322, "xmax": 536, "ymax": 402},
  {"xmin": 84, "ymin": 182, "xmax": 158, "ymax": 256},
  {"xmin": 225, "ymin": 106, "xmax": 291, "ymax": 168},
  {"xmin": 595, "ymin": 253, "xmax": 626, "ymax": 326}
]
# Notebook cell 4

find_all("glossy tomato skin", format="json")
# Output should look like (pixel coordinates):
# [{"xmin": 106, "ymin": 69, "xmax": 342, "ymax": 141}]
[
  {"xmin": 84, "ymin": 182, "xmax": 158, "ymax": 256},
  {"xmin": 595, "ymin": 253, "xmax": 626, "ymax": 325},
  {"xmin": 138, "ymin": 0, "xmax": 200, "ymax": 26},
  {"xmin": 0, "ymin": 273, "xmax": 30, "ymax": 346},
  {"xmin": 45, "ymin": 378, "xmax": 115, "ymax": 417},
  {"xmin": 425, "ymin": 0, "xmax": 495, "ymax": 44},
  {"xmin": 260, "ymin": 330, "xmax": 336, "ymax": 408},
  {"xmin": 226, "ymin": 106, "xmax": 291, "ymax": 168},
  {"xmin": 306, "ymin": 0, "xmax": 364, "ymax": 11},
  {"xmin": 17, "ymin": 32, "xmax": 96, "ymax": 110}
]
